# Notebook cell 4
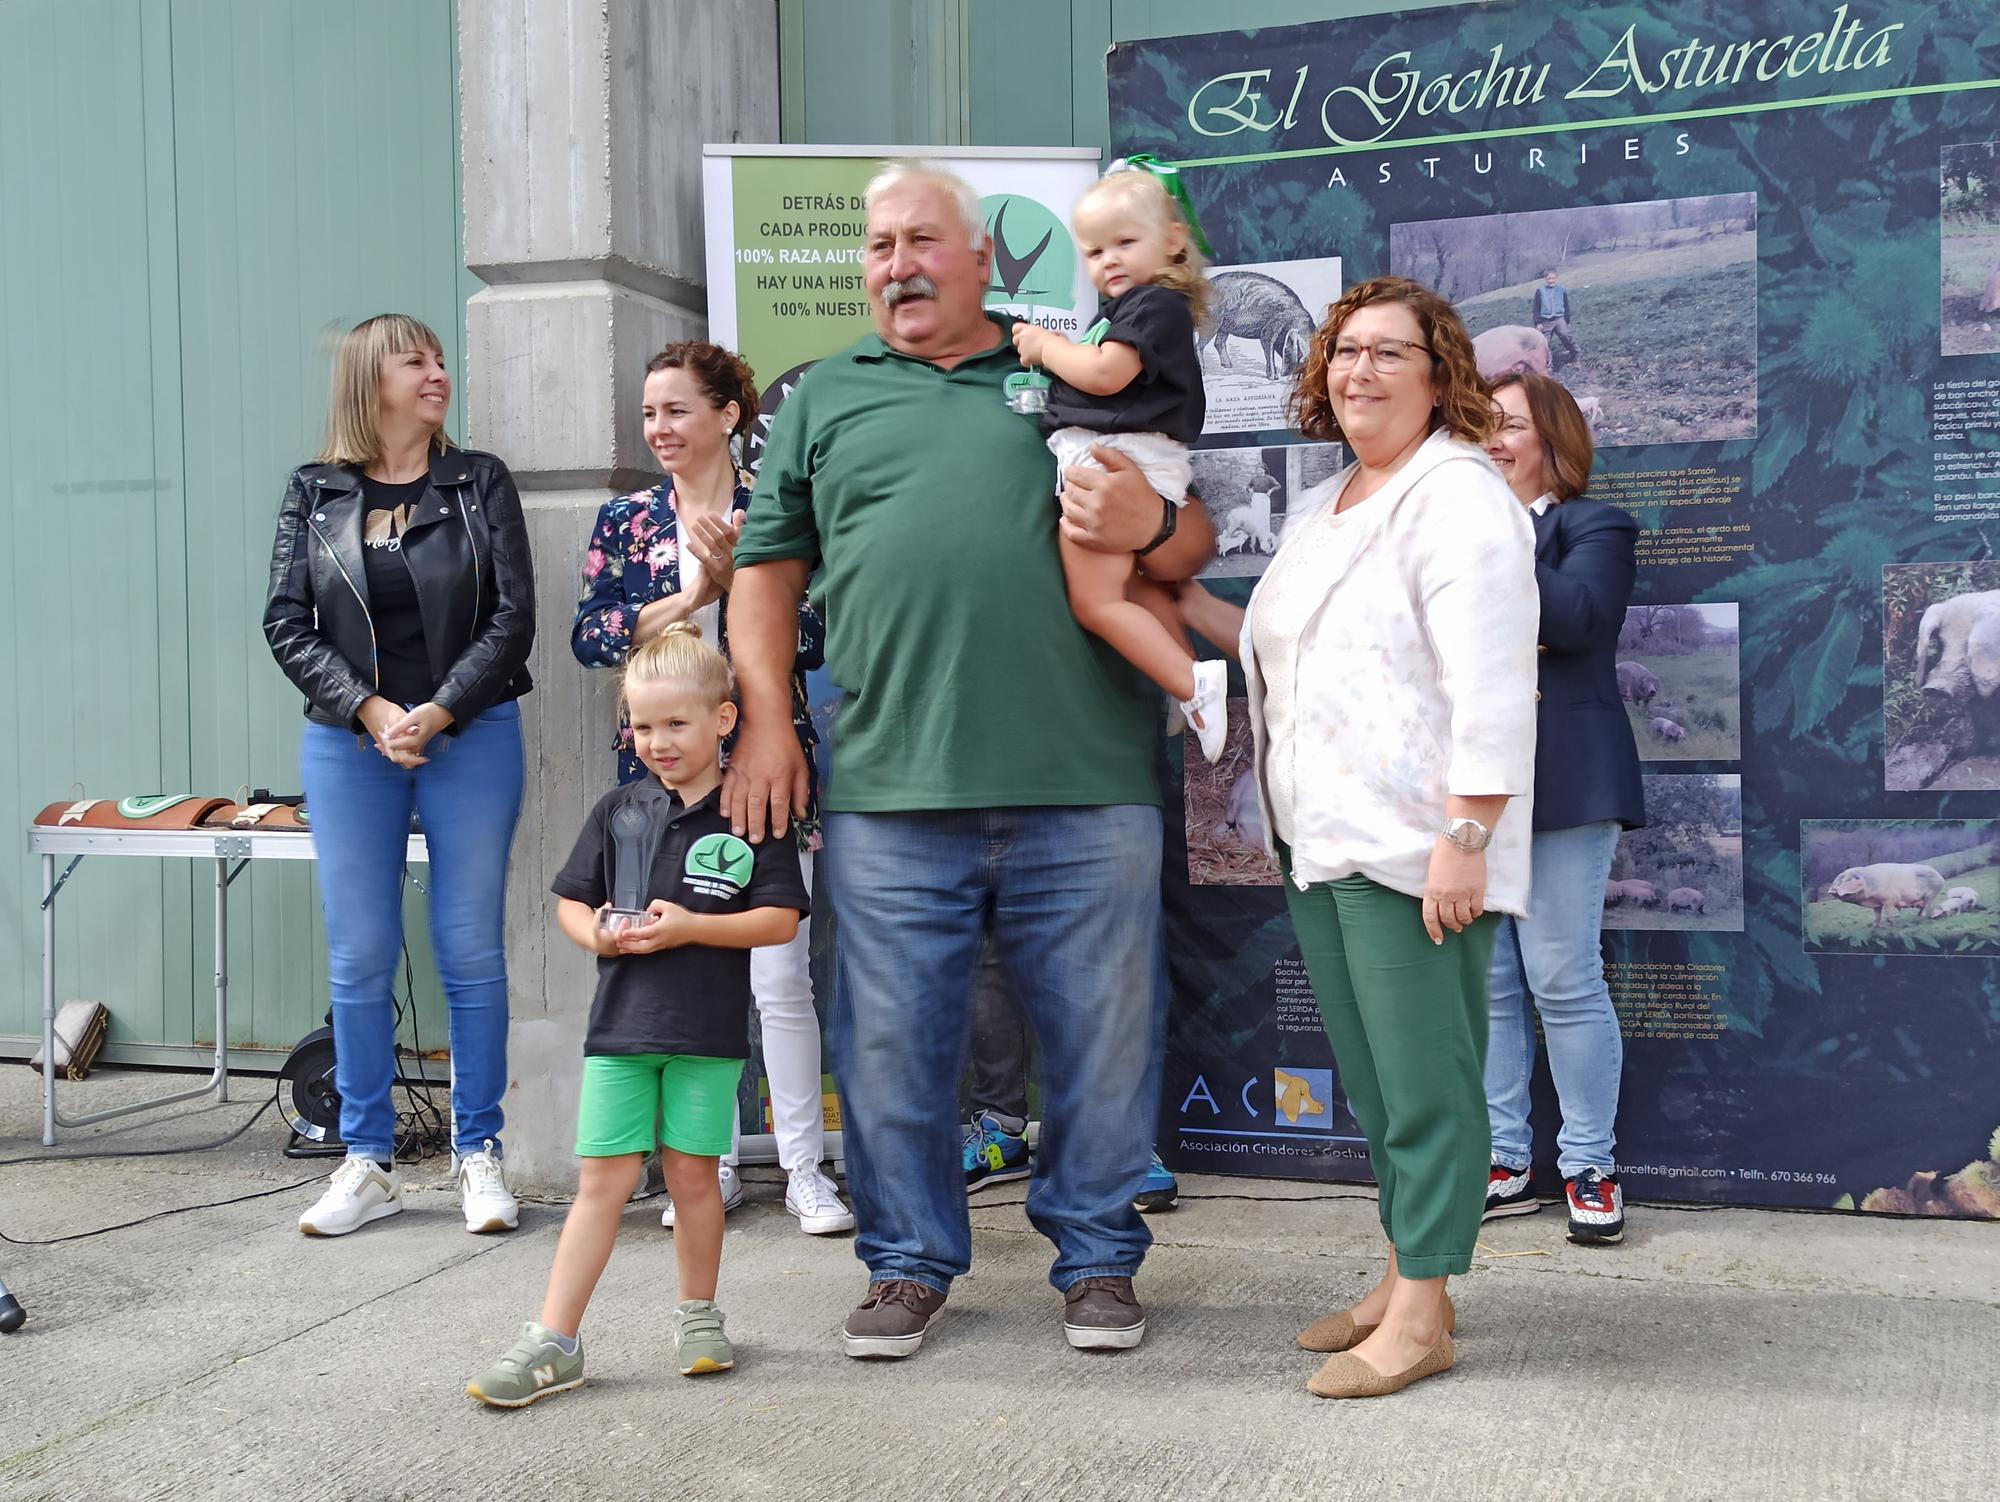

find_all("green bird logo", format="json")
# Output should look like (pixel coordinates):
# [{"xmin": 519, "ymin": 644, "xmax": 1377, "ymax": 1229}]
[{"xmin": 988, "ymin": 199, "xmax": 1055, "ymax": 300}]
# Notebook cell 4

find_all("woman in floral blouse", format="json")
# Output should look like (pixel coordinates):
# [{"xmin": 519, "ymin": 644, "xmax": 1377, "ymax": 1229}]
[{"xmin": 571, "ymin": 340, "xmax": 850, "ymax": 1238}]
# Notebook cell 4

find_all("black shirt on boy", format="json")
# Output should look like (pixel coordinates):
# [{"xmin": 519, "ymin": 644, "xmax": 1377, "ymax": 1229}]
[{"xmin": 551, "ymin": 783, "xmax": 809, "ymax": 1059}]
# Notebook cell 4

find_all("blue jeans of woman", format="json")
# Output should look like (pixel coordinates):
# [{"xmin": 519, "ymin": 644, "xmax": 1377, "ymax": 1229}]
[
  {"xmin": 823, "ymin": 805, "xmax": 1166, "ymax": 1295},
  {"xmin": 300, "ymin": 703, "xmax": 524, "ymax": 1162},
  {"xmin": 1484, "ymin": 820, "xmax": 1623, "ymax": 1179}
]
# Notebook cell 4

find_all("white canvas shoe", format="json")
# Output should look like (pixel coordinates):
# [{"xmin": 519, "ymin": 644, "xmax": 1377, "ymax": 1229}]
[
  {"xmin": 1180, "ymin": 658, "xmax": 1229, "ymax": 764},
  {"xmin": 785, "ymin": 1164, "xmax": 856, "ymax": 1235},
  {"xmin": 661, "ymin": 1160, "xmax": 746, "ymax": 1228},
  {"xmin": 457, "ymin": 1141, "xmax": 520, "ymax": 1233},
  {"xmin": 299, "ymin": 1156, "xmax": 402, "ymax": 1237}
]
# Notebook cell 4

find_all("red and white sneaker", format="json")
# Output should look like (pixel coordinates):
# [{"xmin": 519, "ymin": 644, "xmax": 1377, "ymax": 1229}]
[
  {"xmin": 1565, "ymin": 1168, "xmax": 1625, "ymax": 1245},
  {"xmin": 1483, "ymin": 1160, "xmax": 1538, "ymax": 1220}
]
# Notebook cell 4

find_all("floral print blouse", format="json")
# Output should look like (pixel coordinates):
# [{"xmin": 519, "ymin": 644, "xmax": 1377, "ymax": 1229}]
[{"xmin": 571, "ymin": 472, "xmax": 825, "ymax": 851}]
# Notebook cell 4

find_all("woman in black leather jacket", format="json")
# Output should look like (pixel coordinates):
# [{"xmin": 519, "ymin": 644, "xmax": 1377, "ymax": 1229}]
[{"xmin": 264, "ymin": 313, "xmax": 535, "ymax": 1240}]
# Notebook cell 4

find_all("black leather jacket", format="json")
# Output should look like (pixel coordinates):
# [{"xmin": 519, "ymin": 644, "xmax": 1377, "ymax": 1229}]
[{"xmin": 264, "ymin": 447, "xmax": 535, "ymax": 733}]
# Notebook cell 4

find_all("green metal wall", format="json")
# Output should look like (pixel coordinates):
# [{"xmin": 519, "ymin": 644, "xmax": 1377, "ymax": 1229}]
[
  {"xmin": 0, "ymin": 0, "xmax": 469, "ymax": 1063},
  {"xmin": 779, "ymin": 0, "xmax": 1465, "ymax": 149}
]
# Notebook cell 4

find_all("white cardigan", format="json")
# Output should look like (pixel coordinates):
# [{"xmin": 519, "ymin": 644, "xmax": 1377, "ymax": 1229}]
[{"xmin": 1240, "ymin": 431, "xmax": 1540, "ymax": 916}]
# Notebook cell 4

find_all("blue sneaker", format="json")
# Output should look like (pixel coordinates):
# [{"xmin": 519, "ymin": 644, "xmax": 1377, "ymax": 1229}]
[
  {"xmin": 963, "ymin": 1112, "xmax": 1031, "ymax": 1191},
  {"xmin": 1134, "ymin": 1152, "xmax": 1179, "ymax": 1213}
]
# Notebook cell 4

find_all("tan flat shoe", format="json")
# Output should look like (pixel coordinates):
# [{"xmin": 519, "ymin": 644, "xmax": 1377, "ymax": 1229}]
[
  {"xmin": 1295, "ymin": 1293, "xmax": 1455, "ymax": 1353},
  {"xmin": 1307, "ymin": 1331, "xmax": 1455, "ymax": 1399}
]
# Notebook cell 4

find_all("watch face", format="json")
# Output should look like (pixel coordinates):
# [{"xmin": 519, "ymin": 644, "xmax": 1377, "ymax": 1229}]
[{"xmin": 1447, "ymin": 819, "xmax": 1491, "ymax": 850}]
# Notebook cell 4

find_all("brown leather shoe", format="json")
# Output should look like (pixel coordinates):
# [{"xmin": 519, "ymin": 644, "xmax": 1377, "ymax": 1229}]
[
  {"xmin": 1308, "ymin": 1331, "xmax": 1455, "ymax": 1398},
  {"xmin": 1062, "ymin": 1275, "xmax": 1145, "ymax": 1350},
  {"xmin": 1296, "ymin": 1293, "xmax": 1455, "ymax": 1353},
  {"xmin": 843, "ymin": 1279, "xmax": 946, "ymax": 1359}
]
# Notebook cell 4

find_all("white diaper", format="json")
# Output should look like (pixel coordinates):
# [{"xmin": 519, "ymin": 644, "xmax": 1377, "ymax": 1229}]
[{"xmin": 1046, "ymin": 426, "xmax": 1192, "ymax": 505}]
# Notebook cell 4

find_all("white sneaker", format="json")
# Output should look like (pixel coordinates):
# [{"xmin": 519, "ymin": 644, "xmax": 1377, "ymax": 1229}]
[
  {"xmin": 299, "ymin": 1156, "xmax": 402, "ymax": 1237},
  {"xmin": 457, "ymin": 1140, "xmax": 520, "ymax": 1233},
  {"xmin": 1180, "ymin": 658, "xmax": 1229, "ymax": 764},
  {"xmin": 661, "ymin": 1160, "xmax": 746, "ymax": 1228},
  {"xmin": 785, "ymin": 1164, "xmax": 856, "ymax": 1235}
]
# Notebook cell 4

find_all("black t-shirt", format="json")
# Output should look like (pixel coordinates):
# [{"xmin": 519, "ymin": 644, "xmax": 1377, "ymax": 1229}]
[
  {"xmin": 551, "ymin": 783, "xmax": 810, "ymax": 1058},
  {"xmin": 1041, "ymin": 284, "xmax": 1205, "ymax": 445},
  {"xmin": 358, "ymin": 474, "xmax": 438, "ymax": 704}
]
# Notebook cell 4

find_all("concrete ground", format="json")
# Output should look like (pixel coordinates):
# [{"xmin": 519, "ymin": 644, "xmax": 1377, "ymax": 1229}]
[{"xmin": 1, "ymin": 1068, "xmax": 1996, "ymax": 1502}]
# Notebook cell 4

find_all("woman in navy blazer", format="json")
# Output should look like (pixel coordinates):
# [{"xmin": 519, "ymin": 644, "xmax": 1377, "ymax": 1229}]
[{"xmin": 1480, "ymin": 372, "xmax": 1643, "ymax": 1246}]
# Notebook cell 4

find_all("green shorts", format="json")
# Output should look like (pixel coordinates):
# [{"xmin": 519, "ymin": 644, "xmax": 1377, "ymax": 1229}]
[{"xmin": 574, "ymin": 1053, "xmax": 744, "ymax": 1158}]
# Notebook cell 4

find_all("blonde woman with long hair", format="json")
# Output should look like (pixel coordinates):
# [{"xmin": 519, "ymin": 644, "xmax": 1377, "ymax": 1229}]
[{"xmin": 265, "ymin": 313, "xmax": 536, "ymax": 1239}]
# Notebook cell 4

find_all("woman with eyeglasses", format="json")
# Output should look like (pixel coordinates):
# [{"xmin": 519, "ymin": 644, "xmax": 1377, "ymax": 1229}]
[
  {"xmin": 1175, "ymin": 276, "xmax": 1538, "ymax": 1398},
  {"xmin": 1478, "ymin": 371, "xmax": 1642, "ymax": 1246}
]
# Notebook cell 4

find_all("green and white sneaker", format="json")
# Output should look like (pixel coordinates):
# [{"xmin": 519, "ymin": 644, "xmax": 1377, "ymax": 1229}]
[
  {"xmin": 674, "ymin": 1299, "xmax": 736, "ymax": 1376},
  {"xmin": 465, "ymin": 1322, "xmax": 585, "ymax": 1408}
]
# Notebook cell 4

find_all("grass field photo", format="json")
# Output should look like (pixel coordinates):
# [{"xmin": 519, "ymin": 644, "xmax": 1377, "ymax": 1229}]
[
  {"xmin": 1802, "ymin": 820, "xmax": 2000, "ymax": 957},
  {"xmin": 1391, "ymin": 192, "xmax": 1758, "ymax": 447},
  {"xmin": 1617, "ymin": 603, "xmax": 1741, "ymax": 761},
  {"xmin": 1941, "ymin": 140, "xmax": 2000, "ymax": 358}
]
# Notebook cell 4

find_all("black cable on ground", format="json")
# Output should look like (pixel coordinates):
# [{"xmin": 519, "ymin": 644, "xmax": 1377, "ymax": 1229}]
[
  {"xmin": 0, "ymin": 1174, "xmax": 324, "ymax": 1246},
  {"xmin": 0, "ymin": 1095, "xmax": 279, "ymax": 1169}
]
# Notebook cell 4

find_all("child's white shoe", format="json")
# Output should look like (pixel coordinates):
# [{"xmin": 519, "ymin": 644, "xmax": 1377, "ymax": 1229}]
[{"xmin": 1181, "ymin": 659, "xmax": 1228, "ymax": 764}]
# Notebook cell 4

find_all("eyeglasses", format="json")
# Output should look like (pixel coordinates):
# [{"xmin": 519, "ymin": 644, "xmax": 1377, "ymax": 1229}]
[{"xmin": 1328, "ymin": 336, "xmax": 1431, "ymax": 371}]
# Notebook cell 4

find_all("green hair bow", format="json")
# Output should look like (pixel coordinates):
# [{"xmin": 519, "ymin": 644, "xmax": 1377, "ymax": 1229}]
[{"xmin": 1106, "ymin": 152, "xmax": 1215, "ymax": 259}]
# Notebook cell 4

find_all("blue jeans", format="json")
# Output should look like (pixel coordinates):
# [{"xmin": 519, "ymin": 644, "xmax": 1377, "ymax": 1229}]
[
  {"xmin": 300, "ymin": 703, "xmax": 525, "ymax": 1161},
  {"xmin": 1485, "ymin": 821, "xmax": 1623, "ymax": 1178},
  {"xmin": 823, "ymin": 806, "xmax": 1165, "ymax": 1295}
]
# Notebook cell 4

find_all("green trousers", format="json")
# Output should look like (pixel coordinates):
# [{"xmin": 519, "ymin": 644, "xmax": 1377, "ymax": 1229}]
[{"xmin": 1281, "ymin": 867, "xmax": 1497, "ymax": 1279}]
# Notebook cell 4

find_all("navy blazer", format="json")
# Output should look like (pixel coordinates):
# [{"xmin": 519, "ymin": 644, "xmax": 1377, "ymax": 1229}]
[{"xmin": 1530, "ymin": 497, "xmax": 1646, "ymax": 832}]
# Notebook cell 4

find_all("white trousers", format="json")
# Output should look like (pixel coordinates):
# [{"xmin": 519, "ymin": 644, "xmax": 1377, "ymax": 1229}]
[{"xmin": 730, "ymin": 850, "xmax": 826, "ymax": 1170}]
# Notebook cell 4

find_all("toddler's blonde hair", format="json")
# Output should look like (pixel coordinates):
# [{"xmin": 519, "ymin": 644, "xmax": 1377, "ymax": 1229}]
[
  {"xmin": 1072, "ymin": 170, "xmax": 1212, "ymax": 328},
  {"xmin": 620, "ymin": 621, "xmax": 734, "ymax": 710}
]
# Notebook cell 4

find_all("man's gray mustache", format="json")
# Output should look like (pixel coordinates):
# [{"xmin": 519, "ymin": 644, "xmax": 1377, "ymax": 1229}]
[{"xmin": 882, "ymin": 276, "xmax": 938, "ymax": 308}]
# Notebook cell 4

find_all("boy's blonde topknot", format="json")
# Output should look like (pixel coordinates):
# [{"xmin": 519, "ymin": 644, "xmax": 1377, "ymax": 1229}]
[{"xmin": 620, "ymin": 620, "xmax": 734, "ymax": 709}]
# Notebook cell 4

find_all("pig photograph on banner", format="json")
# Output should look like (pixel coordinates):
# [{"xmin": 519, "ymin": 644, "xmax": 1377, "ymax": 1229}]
[
  {"xmin": 1390, "ymin": 192, "xmax": 1758, "ymax": 447},
  {"xmin": 1189, "ymin": 442, "xmax": 1345, "ymax": 578},
  {"xmin": 1182, "ymin": 701, "xmax": 1276, "ymax": 888},
  {"xmin": 1940, "ymin": 139, "xmax": 2000, "ymax": 358},
  {"xmin": 1883, "ymin": 562, "xmax": 2000, "ymax": 791},
  {"xmin": 1602, "ymin": 774, "xmax": 1744, "ymax": 933},
  {"xmin": 1617, "ymin": 603, "xmax": 1742, "ymax": 761},
  {"xmin": 1195, "ymin": 257, "xmax": 1343, "ymax": 435},
  {"xmin": 1802, "ymin": 819, "xmax": 2000, "ymax": 955}
]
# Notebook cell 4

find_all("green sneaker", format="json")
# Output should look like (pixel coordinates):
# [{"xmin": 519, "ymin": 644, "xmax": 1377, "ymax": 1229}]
[
  {"xmin": 674, "ymin": 1299, "xmax": 736, "ymax": 1376},
  {"xmin": 465, "ymin": 1322, "xmax": 585, "ymax": 1408}
]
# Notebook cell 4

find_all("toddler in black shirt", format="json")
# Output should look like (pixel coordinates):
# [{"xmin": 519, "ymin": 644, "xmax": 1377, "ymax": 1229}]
[{"xmin": 1011, "ymin": 168, "xmax": 1227, "ymax": 763}]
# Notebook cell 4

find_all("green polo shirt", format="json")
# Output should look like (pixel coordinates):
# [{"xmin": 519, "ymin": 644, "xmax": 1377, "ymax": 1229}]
[{"xmin": 736, "ymin": 314, "xmax": 1158, "ymax": 813}]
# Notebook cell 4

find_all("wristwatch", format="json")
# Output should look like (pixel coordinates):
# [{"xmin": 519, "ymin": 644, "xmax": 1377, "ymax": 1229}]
[
  {"xmin": 1441, "ymin": 817, "xmax": 1493, "ymax": 853},
  {"xmin": 1135, "ymin": 493, "xmax": 1179, "ymax": 557}
]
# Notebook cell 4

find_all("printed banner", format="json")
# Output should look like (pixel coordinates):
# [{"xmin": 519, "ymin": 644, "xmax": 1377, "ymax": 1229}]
[{"xmin": 1113, "ymin": 3, "xmax": 2000, "ymax": 1216}]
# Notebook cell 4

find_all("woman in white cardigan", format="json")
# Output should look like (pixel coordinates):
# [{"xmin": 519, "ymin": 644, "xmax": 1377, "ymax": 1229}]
[{"xmin": 1178, "ymin": 277, "xmax": 1539, "ymax": 1398}]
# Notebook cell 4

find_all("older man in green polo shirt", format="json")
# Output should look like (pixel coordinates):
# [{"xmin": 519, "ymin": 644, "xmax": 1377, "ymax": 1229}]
[{"xmin": 726, "ymin": 160, "xmax": 1214, "ymax": 1360}]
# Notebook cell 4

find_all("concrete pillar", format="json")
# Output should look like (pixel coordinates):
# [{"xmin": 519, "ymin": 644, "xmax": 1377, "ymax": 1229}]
[{"xmin": 459, "ymin": 0, "xmax": 781, "ymax": 1193}]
